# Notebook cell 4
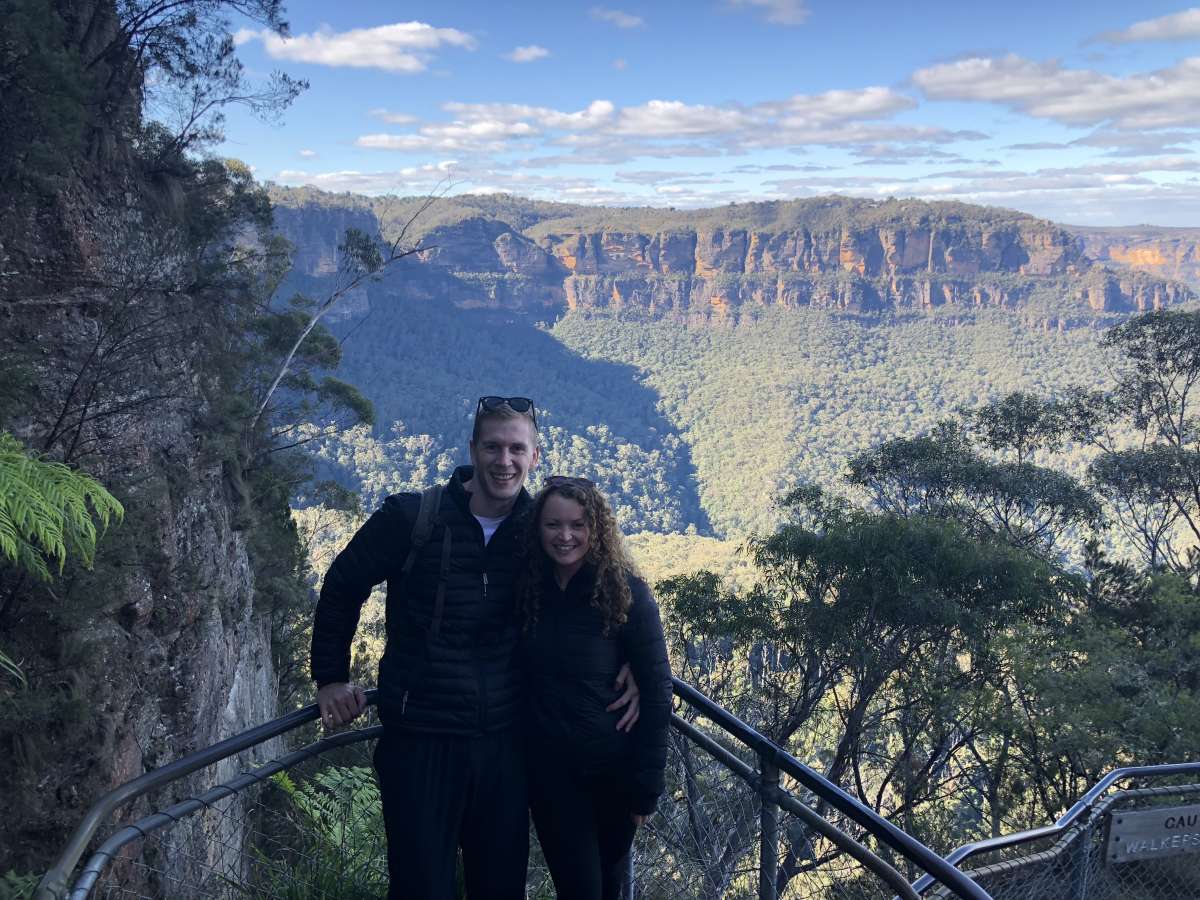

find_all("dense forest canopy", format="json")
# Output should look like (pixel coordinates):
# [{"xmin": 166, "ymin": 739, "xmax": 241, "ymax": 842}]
[{"xmin": 305, "ymin": 300, "xmax": 1132, "ymax": 539}]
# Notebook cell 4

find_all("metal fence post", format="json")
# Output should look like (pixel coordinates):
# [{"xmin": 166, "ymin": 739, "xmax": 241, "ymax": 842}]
[
  {"xmin": 1070, "ymin": 820, "xmax": 1093, "ymax": 900},
  {"xmin": 621, "ymin": 846, "xmax": 635, "ymax": 900},
  {"xmin": 760, "ymin": 753, "xmax": 779, "ymax": 900}
]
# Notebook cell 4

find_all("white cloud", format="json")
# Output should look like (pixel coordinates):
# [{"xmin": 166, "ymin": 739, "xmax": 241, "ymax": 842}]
[
  {"xmin": 298, "ymin": 149, "xmax": 318, "ymax": 158},
  {"xmin": 276, "ymin": 160, "xmax": 461, "ymax": 194},
  {"xmin": 730, "ymin": 163, "xmax": 832, "ymax": 173},
  {"xmin": 1093, "ymin": 8, "xmax": 1200, "ymax": 43},
  {"xmin": 505, "ymin": 45, "xmax": 550, "ymax": 63},
  {"xmin": 353, "ymin": 86, "xmax": 984, "ymax": 165},
  {"xmin": 590, "ymin": 7, "xmax": 645, "ymax": 28},
  {"xmin": 850, "ymin": 145, "xmax": 971, "ymax": 165},
  {"xmin": 763, "ymin": 157, "xmax": 1200, "ymax": 214},
  {"xmin": 369, "ymin": 108, "xmax": 418, "ymax": 124},
  {"xmin": 726, "ymin": 0, "xmax": 810, "ymax": 25},
  {"xmin": 517, "ymin": 142, "xmax": 723, "ymax": 167},
  {"xmin": 441, "ymin": 99, "xmax": 616, "ymax": 131},
  {"xmin": 613, "ymin": 100, "xmax": 751, "ymax": 136},
  {"xmin": 913, "ymin": 54, "xmax": 1200, "ymax": 130},
  {"xmin": 762, "ymin": 86, "xmax": 916, "ymax": 128},
  {"xmin": 233, "ymin": 21, "xmax": 476, "ymax": 73},
  {"xmin": 614, "ymin": 169, "xmax": 709, "ymax": 185},
  {"xmin": 1069, "ymin": 129, "xmax": 1200, "ymax": 156},
  {"xmin": 614, "ymin": 170, "xmax": 733, "ymax": 186},
  {"xmin": 357, "ymin": 116, "xmax": 540, "ymax": 153}
]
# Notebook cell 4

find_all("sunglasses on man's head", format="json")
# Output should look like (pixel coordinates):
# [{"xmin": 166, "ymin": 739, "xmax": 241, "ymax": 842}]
[{"xmin": 476, "ymin": 396, "xmax": 537, "ymax": 427}]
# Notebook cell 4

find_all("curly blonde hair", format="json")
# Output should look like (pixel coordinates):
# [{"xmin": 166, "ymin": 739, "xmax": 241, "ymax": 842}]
[{"xmin": 519, "ymin": 478, "xmax": 641, "ymax": 636}]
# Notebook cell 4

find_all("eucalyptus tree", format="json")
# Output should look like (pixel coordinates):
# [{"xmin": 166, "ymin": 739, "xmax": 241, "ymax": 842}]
[
  {"xmin": 658, "ymin": 485, "xmax": 1072, "ymax": 891},
  {"xmin": 1081, "ymin": 310, "xmax": 1200, "ymax": 574},
  {"xmin": 845, "ymin": 418, "xmax": 1099, "ymax": 560}
]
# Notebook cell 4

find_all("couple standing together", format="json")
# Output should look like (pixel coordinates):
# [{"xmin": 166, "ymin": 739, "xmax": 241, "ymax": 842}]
[{"xmin": 310, "ymin": 396, "xmax": 674, "ymax": 900}]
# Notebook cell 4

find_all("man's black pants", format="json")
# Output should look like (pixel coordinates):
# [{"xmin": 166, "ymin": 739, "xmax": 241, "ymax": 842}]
[
  {"xmin": 528, "ymin": 750, "xmax": 637, "ymax": 900},
  {"xmin": 374, "ymin": 728, "xmax": 528, "ymax": 900}
]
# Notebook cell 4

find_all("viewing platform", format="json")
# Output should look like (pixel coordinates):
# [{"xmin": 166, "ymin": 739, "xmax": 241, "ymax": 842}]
[{"xmin": 37, "ymin": 681, "xmax": 1200, "ymax": 900}]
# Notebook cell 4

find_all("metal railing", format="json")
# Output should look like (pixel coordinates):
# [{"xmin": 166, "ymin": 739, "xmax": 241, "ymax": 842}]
[
  {"xmin": 666, "ymin": 679, "xmax": 987, "ymax": 900},
  {"xmin": 38, "ymin": 679, "xmax": 988, "ymax": 900},
  {"xmin": 911, "ymin": 763, "xmax": 1200, "ymax": 900}
]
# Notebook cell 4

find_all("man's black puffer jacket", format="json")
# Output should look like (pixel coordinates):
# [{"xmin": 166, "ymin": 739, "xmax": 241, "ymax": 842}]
[
  {"xmin": 521, "ymin": 565, "xmax": 673, "ymax": 815},
  {"xmin": 311, "ymin": 466, "xmax": 529, "ymax": 734}
]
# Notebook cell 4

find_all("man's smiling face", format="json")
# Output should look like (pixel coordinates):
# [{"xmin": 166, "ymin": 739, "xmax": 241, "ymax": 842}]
[{"xmin": 468, "ymin": 416, "xmax": 540, "ymax": 515}]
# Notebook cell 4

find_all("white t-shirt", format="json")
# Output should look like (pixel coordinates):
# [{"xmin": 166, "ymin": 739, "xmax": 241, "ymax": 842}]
[{"xmin": 475, "ymin": 513, "xmax": 507, "ymax": 545}]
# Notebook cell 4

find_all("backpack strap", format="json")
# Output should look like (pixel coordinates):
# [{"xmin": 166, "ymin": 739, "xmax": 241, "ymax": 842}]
[
  {"xmin": 399, "ymin": 484, "xmax": 453, "ymax": 638},
  {"xmin": 400, "ymin": 484, "xmax": 443, "ymax": 580},
  {"xmin": 431, "ymin": 526, "xmax": 453, "ymax": 638}
]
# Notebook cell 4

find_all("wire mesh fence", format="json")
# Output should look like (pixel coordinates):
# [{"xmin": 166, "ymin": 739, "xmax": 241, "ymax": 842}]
[
  {"xmin": 69, "ymin": 708, "xmax": 919, "ymax": 900},
  {"xmin": 634, "ymin": 725, "xmax": 913, "ymax": 900},
  {"xmin": 933, "ymin": 781, "xmax": 1200, "ymax": 900}
]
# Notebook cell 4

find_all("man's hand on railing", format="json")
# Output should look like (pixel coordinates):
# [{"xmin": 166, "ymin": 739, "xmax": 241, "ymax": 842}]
[
  {"xmin": 316, "ymin": 682, "xmax": 367, "ymax": 728},
  {"xmin": 607, "ymin": 662, "xmax": 640, "ymax": 732}
]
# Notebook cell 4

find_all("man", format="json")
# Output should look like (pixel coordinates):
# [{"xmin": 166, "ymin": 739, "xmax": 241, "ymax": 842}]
[{"xmin": 310, "ymin": 396, "xmax": 639, "ymax": 900}]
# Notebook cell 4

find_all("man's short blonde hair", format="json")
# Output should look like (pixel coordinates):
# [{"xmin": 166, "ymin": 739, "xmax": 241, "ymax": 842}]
[{"xmin": 471, "ymin": 402, "xmax": 539, "ymax": 444}]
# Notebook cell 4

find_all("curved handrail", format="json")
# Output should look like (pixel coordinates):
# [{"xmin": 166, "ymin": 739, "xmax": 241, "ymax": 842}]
[
  {"xmin": 41, "ymin": 680, "xmax": 990, "ymax": 900},
  {"xmin": 672, "ymin": 678, "xmax": 991, "ymax": 900},
  {"xmin": 67, "ymin": 726, "xmax": 384, "ymax": 900},
  {"xmin": 908, "ymin": 760, "xmax": 1200, "ymax": 896},
  {"xmin": 35, "ymin": 690, "xmax": 380, "ymax": 900},
  {"xmin": 669, "ymin": 714, "xmax": 922, "ymax": 900}
]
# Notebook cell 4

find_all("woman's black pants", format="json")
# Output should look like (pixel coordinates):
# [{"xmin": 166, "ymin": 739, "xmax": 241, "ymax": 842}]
[{"xmin": 528, "ymin": 750, "xmax": 637, "ymax": 900}]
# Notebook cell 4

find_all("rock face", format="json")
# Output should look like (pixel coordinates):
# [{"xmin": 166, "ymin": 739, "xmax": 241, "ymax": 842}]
[
  {"xmin": 270, "ymin": 191, "xmax": 1196, "ymax": 321},
  {"xmin": 2, "ymin": 90, "xmax": 283, "ymax": 899},
  {"xmin": 273, "ymin": 202, "xmax": 380, "ymax": 276},
  {"xmin": 536, "ymin": 220, "xmax": 1083, "ymax": 280},
  {"xmin": 1068, "ymin": 226, "xmax": 1200, "ymax": 288},
  {"xmin": 0, "ymin": 189, "xmax": 282, "ymax": 889}
]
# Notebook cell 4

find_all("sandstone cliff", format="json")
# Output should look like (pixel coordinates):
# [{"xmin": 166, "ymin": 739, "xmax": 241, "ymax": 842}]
[
  {"xmin": 0, "ymin": 189, "xmax": 283, "ymax": 888},
  {"xmin": 0, "ymin": 4, "xmax": 290, "ymax": 883},
  {"xmin": 1068, "ymin": 226, "xmax": 1200, "ymax": 288},
  {"xmin": 270, "ymin": 191, "xmax": 1196, "ymax": 322}
]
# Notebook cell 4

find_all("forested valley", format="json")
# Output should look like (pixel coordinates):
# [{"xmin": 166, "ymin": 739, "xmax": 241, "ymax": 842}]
[{"xmin": 286, "ymin": 197, "xmax": 1200, "ymax": 887}]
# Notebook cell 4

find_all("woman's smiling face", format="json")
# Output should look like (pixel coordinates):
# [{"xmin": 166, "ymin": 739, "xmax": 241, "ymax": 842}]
[{"xmin": 539, "ymin": 492, "xmax": 591, "ymax": 578}]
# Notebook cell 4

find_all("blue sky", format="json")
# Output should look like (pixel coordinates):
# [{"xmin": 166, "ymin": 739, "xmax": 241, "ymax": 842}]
[{"xmin": 216, "ymin": 1, "xmax": 1200, "ymax": 225}]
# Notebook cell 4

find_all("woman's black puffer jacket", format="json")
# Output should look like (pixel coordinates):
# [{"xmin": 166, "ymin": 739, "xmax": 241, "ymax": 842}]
[{"xmin": 521, "ymin": 566, "xmax": 673, "ymax": 815}]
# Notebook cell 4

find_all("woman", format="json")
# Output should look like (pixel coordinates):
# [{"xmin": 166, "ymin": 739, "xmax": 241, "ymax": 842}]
[{"xmin": 518, "ymin": 476, "xmax": 673, "ymax": 900}]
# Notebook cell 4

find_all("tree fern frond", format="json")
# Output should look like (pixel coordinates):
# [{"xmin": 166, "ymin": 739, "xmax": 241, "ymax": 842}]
[{"xmin": 0, "ymin": 432, "xmax": 123, "ymax": 578}]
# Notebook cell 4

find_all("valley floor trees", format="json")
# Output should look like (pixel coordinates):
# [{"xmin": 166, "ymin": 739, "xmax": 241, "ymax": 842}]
[{"xmin": 654, "ymin": 309, "xmax": 1200, "ymax": 891}]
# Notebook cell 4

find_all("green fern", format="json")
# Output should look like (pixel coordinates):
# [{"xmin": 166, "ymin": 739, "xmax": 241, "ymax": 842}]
[
  {"xmin": 0, "ymin": 871, "xmax": 37, "ymax": 900},
  {"xmin": 0, "ymin": 650, "xmax": 26, "ymax": 688},
  {"xmin": 237, "ymin": 766, "xmax": 387, "ymax": 898},
  {"xmin": 0, "ymin": 432, "xmax": 123, "ymax": 686},
  {"xmin": 0, "ymin": 431, "xmax": 123, "ymax": 580}
]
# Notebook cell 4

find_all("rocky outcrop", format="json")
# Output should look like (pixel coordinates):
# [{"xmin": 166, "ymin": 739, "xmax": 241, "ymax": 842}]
[
  {"xmin": 535, "ymin": 219, "xmax": 1086, "ymax": 281},
  {"xmin": 1068, "ymin": 226, "xmax": 1200, "ymax": 288},
  {"xmin": 0, "ymin": 190, "xmax": 282, "ymax": 887},
  {"xmin": 1081, "ymin": 267, "xmax": 1193, "ymax": 312},
  {"xmin": 271, "ymin": 202, "xmax": 379, "ymax": 277},
  {"xmin": 1, "ymin": 9, "xmax": 289, "ymax": 879},
  {"xmin": 268, "ymin": 189, "xmax": 1196, "ymax": 322}
]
